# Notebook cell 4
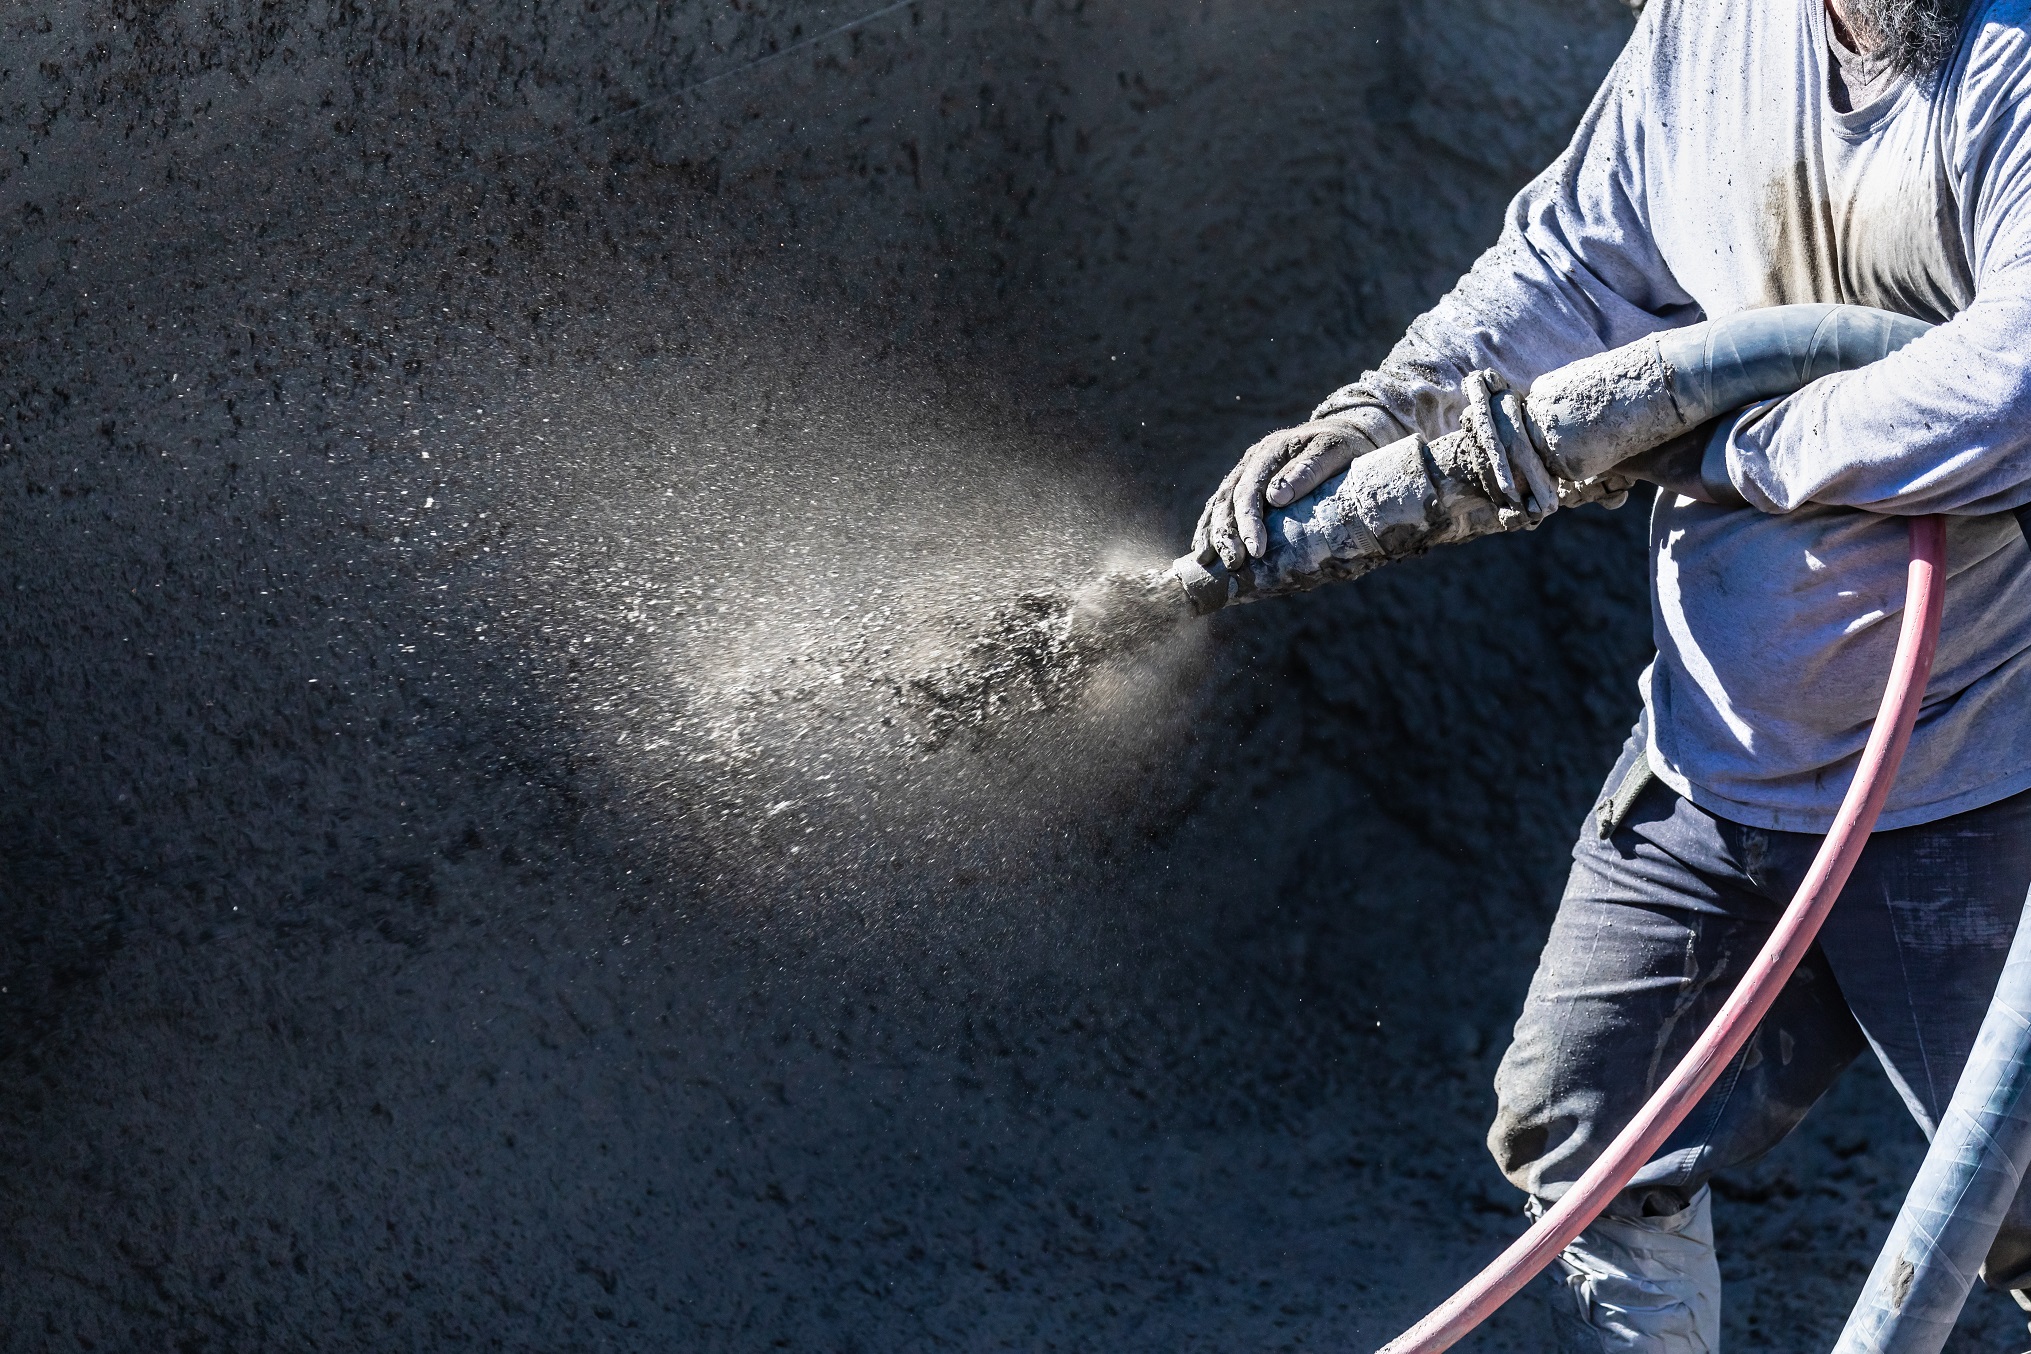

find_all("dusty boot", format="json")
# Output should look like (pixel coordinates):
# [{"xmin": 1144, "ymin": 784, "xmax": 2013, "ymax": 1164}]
[
  {"xmin": 1537, "ymin": 1186, "xmax": 1721, "ymax": 1352},
  {"xmin": 2012, "ymin": 1288, "xmax": 2031, "ymax": 1350}
]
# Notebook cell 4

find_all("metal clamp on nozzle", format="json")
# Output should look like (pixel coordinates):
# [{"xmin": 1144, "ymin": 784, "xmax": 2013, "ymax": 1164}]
[{"xmin": 1168, "ymin": 548, "xmax": 1247, "ymax": 616}]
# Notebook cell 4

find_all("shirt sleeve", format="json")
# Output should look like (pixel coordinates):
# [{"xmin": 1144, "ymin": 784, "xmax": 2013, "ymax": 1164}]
[
  {"xmin": 1312, "ymin": 1, "xmax": 1701, "ymax": 442},
  {"xmin": 1722, "ymin": 10, "xmax": 2031, "ymax": 517}
]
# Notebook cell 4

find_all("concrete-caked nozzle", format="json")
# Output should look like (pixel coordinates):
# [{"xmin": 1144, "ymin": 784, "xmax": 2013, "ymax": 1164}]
[
  {"xmin": 1170, "ymin": 304, "xmax": 1936, "ymax": 618},
  {"xmin": 1168, "ymin": 549, "xmax": 1237, "ymax": 616},
  {"xmin": 1163, "ymin": 432, "xmax": 1457, "ymax": 614}
]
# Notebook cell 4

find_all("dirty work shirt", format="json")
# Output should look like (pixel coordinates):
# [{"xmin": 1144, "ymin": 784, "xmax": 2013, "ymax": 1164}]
[{"xmin": 1312, "ymin": 0, "xmax": 2031, "ymax": 832}]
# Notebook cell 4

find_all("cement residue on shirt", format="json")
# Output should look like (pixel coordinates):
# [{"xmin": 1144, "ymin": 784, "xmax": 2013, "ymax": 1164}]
[{"xmin": 1311, "ymin": 0, "xmax": 2031, "ymax": 830}]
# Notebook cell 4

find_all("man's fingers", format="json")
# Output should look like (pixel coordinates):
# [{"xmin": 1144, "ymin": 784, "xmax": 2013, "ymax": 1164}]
[
  {"xmin": 1207, "ymin": 474, "xmax": 1249, "ymax": 569},
  {"xmin": 1208, "ymin": 508, "xmax": 1247, "ymax": 570},
  {"xmin": 1266, "ymin": 432, "xmax": 1358, "ymax": 507},
  {"xmin": 1195, "ymin": 421, "xmax": 1360, "ymax": 566},
  {"xmin": 1234, "ymin": 476, "xmax": 1269, "ymax": 558},
  {"xmin": 1233, "ymin": 434, "xmax": 1298, "ymax": 558},
  {"xmin": 1198, "ymin": 502, "xmax": 1247, "ymax": 570},
  {"xmin": 1193, "ymin": 470, "xmax": 1250, "ymax": 570}
]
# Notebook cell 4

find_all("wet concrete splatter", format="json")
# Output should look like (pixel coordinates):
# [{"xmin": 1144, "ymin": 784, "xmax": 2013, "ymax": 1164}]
[{"xmin": 903, "ymin": 568, "xmax": 1188, "ymax": 750}]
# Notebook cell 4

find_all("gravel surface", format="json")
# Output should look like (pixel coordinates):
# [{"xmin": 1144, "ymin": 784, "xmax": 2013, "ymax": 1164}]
[{"xmin": 4, "ymin": 1, "xmax": 2024, "ymax": 1349}]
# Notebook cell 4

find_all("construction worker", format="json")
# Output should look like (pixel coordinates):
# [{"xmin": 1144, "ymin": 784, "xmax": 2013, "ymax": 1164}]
[{"xmin": 1196, "ymin": 0, "xmax": 2031, "ymax": 1347}]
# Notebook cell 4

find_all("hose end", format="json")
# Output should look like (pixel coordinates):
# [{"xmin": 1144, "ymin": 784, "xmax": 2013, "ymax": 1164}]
[{"xmin": 1169, "ymin": 549, "xmax": 1237, "ymax": 615}]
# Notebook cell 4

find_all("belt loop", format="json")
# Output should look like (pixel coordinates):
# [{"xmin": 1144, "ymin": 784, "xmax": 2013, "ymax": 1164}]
[{"xmin": 1598, "ymin": 755, "xmax": 1660, "ymax": 840}]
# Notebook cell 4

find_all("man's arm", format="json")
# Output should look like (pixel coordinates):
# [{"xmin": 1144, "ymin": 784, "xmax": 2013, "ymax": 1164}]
[
  {"xmin": 1311, "ymin": 54, "xmax": 1701, "ymax": 442},
  {"xmin": 1715, "ymin": 15, "xmax": 2031, "ymax": 518},
  {"xmin": 1198, "ymin": 4, "xmax": 1700, "ymax": 568},
  {"xmin": 1716, "ymin": 282, "xmax": 2031, "ymax": 516}
]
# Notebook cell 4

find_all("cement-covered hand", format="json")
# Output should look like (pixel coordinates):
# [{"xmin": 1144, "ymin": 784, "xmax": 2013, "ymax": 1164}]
[
  {"xmin": 1191, "ymin": 359, "xmax": 1619, "ymax": 571},
  {"xmin": 1192, "ymin": 414, "xmax": 1382, "ymax": 568},
  {"xmin": 1172, "ymin": 360, "xmax": 1658, "ymax": 614}
]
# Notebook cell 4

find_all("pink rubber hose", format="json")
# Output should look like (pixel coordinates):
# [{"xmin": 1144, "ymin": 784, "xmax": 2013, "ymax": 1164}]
[{"xmin": 1378, "ymin": 515, "xmax": 1949, "ymax": 1354}]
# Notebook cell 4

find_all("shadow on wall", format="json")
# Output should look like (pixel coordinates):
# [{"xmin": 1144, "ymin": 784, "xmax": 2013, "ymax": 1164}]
[{"xmin": 0, "ymin": 0, "xmax": 1643, "ymax": 1348}]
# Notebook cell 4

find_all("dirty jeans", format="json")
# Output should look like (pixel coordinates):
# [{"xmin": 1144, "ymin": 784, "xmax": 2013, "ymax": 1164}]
[{"xmin": 1490, "ymin": 718, "xmax": 2031, "ymax": 1291}]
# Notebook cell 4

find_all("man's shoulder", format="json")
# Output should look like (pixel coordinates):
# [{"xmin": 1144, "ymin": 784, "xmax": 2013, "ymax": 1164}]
[
  {"xmin": 1953, "ymin": 0, "xmax": 2031, "ymax": 149},
  {"xmin": 1972, "ymin": 0, "xmax": 2031, "ymax": 32},
  {"xmin": 1634, "ymin": 0, "xmax": 1808, "ymax": 76},
  {"xmin": 1964, "ymin": 0, "xmax": 2031, "ymax": 72}
]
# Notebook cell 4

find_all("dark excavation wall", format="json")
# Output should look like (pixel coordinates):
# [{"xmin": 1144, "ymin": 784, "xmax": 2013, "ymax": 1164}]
[{"xmin": 2, "ymin": 2, "xmax": 2006, "ymax": 1350}]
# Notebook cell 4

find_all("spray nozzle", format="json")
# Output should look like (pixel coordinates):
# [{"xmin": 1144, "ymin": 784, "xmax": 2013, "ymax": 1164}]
[
  {"xmin": 1160, "ymin": 441, "xmax": 1416, "ymax": 617},
  {"xmin": 1167, "ymin": 548, "xmax": 1246, "ymax": 616}
]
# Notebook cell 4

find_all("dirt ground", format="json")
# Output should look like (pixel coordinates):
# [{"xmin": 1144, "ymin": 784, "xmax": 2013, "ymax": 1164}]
[{"xmin": 3, "ymin": 1, "xmax": 2025, "ymax": 1349}]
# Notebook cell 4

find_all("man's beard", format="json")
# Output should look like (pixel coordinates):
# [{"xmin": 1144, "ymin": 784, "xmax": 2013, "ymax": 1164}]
[{"xmin": 1843, "ymin": 0, "xmax": 1969, "ymax": 79}]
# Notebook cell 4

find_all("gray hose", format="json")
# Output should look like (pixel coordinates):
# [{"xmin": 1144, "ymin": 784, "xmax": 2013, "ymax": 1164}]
[
  {"xmin": 1535, "ymin": 302, "xmax": 1933, "ymax": 481},
  {"xmin": 1170, "ymin": 303, "xmax": 1934, "ymax": 614},
  {"xmin": 1833, "ymin": 896, "xmax": 2031, "ymax": 1354},
  {"xmin": 1661, "ymin": 304, "xmax": 1928, "ymax": 444},
  {"xmin": 1654, "ymin": 302, "xmax": 1930, "ymax": 415},
  {"xmin": 1655, "ymin": 304, "xmax": 1932, "ymax": 503}
]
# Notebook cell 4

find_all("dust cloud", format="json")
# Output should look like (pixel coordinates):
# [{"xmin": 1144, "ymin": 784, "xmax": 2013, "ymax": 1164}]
[{"xmin": 448, "ymin": 317, "xmax": 1212, "ymax": 933}]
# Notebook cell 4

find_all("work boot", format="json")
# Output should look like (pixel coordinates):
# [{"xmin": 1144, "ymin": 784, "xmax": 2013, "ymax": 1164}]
[{"xmin": 1536, "ymin": 1185, "xmax": 1721, "ymax": 1352}]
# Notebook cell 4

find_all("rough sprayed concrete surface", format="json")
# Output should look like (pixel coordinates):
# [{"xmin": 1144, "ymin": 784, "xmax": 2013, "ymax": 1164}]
[{"xmin": 2, "ymin": 1, "xmax": 2020, "ymax": 1349}]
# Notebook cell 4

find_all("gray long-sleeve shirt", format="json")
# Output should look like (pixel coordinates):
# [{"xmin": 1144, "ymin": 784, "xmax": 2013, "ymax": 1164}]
[{"xmin": 1314, "ymin": 0, "xmax": 2031, "ymax": 832}]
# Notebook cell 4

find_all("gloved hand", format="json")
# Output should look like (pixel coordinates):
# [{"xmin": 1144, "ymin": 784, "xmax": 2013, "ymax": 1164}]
[
  {"xmin": 1171, "ymin": 368, "xmax": 1651, "ymax": 614},
  {"xmin": 1191, "ymin": 413, "xmax": 1385, "ymax": 568}
]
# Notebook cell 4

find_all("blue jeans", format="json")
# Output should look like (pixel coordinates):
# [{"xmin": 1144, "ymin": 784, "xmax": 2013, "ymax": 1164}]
[{"xmin": 1490, "ymin": 719, "xmax": 2031, "ymax": 1286}]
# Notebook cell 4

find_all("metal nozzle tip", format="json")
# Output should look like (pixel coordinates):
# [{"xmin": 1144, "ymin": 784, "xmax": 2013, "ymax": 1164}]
[{"xmin": 1169, "ymin": 550, "xmax": 1231, "ymax": 616}]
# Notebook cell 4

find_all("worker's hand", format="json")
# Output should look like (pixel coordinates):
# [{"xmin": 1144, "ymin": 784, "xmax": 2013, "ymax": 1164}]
[{"xmin": 1193, "ymin": 415, "xmax": 1382, "ymax": 567}]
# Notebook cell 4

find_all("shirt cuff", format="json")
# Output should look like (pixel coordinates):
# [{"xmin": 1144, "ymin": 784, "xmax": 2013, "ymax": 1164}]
[{"xmin": 1699, "ymin": 401, "xmax": 1780, "ymax": 511}]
